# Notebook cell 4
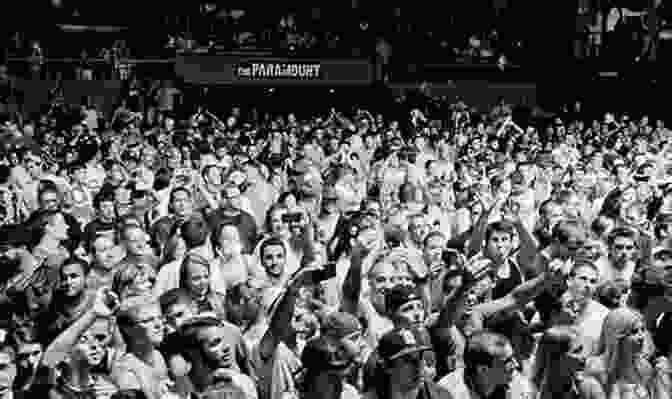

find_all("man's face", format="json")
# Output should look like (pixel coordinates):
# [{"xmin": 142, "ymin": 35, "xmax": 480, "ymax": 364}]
[
  {"xmin": 261, "ymin": 244, "xmax": 286, "ymax": 278},
  {"xmin": 115, "ymin": 188, "xmax": 132, "ymax": 216},
  {"xmin": 93, "ymin": 236, "xmax": 118, "ymax": 270},
  {"xmin": 563, "ymin": 194, "xmax": 582, "ymax": 219},
  {"xmin": 133, "ymin": 305, "xmax": 164, "ymax": 347},
  {"xmin": 395, "ymin": 299, "xmax": 425, "ymax": 328},
  {"xmin": 616, "ymin": 166, "xmax": 630, "ymax": 184},
  {"xmin": 167, "ymin": 149, "xmax": 181, "ymax": 169},
  {"xmin": 423, "ymin": 235, "xmax": 445, "ymax": 269},
  {"xmin": 221, "ymin": 186, "xmax": 243, "ymax": 210},
  {"xmin": 0, "ymin": 352, "xmax": 16, "ymax": 398},
  {"xmin": 16, "ymin": 343, "xmax": 41, "ymax": 373},
  {"xmin": 408, "ymin": 216, "xmax": 429, "ymax": 246},
  {"xmin": 268, "ymin": 209, "xmax": 290, "ymax": 238},
  {"xmin": 25, "ymin": 155, "xmax": 42, "ymax": 179},
  {"xmin": 610, "ymin": 236, "xmax": 638, "ymax": 265},
  {"xmin": 486, "ymin": 231, "xmax": 513, "ymax": 261},
  {"xmin": 557, "ymin": 229, "xmax": 586, "ymax": 260},
  {"xmin": 39, "ymin": 191, "xmax": 59, "ymax": 211},
  {"xmin": 171, "ymin": 190, "xmax": 192, "ymax": 217},
  {"xmin": 567, "ymin": 265, "xmax": 599, "ymax": 301},
  {"xmin": 542, "ymin": 203, "xmax": 564, "ymax": 233},
  {"xmin": 60, "ymin": 263, "xmax": 86, "ymax": 298},
  {"xmin": 99, "ymin": 200, "xmax": 116, "ymax": 222}
]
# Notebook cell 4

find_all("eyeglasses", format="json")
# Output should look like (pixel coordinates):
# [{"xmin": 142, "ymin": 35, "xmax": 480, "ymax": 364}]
[{"xmin": 614, "ymin": 245, "xmax": 636, "ymax": 251}]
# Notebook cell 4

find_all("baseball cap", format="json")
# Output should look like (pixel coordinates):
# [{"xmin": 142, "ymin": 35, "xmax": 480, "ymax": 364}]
[
  {"xmin": 321, "ymin": 312, "xmax": 361, "ymax": 340},
  {"xmin": 378, "ymin": 327, "xmax": 432, "ymax": 361},
  {"xmin": 385, "ymin": 285, "xmax": 422, "ymax": 315}
]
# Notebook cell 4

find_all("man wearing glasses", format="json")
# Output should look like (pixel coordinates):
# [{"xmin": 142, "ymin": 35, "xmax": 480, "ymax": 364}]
[
  {"xmin": 366, "ymin": 326, "xmax": 452, "ymax": 399},
  {"xmin": 438, "ymin": 331, "xmax": 533, "ymax": 399}
]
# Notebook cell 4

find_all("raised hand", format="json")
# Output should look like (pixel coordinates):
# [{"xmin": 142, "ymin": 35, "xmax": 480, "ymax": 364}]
[
  {"xmin": 92, "ymin": 288, "xmax": 120, "ymax": 318},
  {"xmin": 351, "ymin": 227, "xmax": 379, "ymax": 258}
]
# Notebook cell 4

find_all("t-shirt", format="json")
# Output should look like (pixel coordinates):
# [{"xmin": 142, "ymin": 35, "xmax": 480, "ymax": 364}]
[
  {"xmin": 269, "ymin": 342, "xmax": 302, "ymax": 399},
  {"xmin": 111, "ymin": 351, "xmax": 171, "ymax": 399}
]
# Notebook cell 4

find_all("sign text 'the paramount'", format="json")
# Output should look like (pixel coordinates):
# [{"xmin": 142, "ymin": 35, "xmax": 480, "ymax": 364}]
[{"xmin": 235, "ymin": 62, "xmax": 322, "ymax": 79}]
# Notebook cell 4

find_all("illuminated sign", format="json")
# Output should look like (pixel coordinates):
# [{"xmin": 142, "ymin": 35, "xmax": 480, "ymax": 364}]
[{"xmin": 235, "ymin": 62, "xmax": 322, "ymax": 80}]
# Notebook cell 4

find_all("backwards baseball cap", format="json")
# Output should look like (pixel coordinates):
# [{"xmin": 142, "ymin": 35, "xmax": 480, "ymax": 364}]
[
  {"xmin": 385, "ymin": 285, "xmax": 422, "ymax": 315},
  {"xmin": 378, "ymin": 327, "xmax": 432, "ymax": 361},
  {"xmin": 321, "ymin": 312, "xmax": 361, "ymax": 340}
]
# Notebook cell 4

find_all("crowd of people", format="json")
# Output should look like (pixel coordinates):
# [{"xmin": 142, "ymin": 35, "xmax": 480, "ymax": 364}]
[{"xmin": 0, "ymin": 79, "xmax": 671, "ymax": 399}]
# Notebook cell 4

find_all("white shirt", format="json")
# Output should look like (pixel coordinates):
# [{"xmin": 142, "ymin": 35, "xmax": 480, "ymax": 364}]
[{"xmin": 574, "ymin": 299, "xmax": 610, "ymax": 356}]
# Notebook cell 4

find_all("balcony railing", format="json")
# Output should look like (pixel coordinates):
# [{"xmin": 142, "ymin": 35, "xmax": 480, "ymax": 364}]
[{"xmin": 5, "ymin": 57, "xmax": 176, "ymax": 81}]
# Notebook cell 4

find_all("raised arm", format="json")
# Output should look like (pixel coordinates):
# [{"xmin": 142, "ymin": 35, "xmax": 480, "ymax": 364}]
[
  {"xmin": 43, "ymin": 289, "xmax": 119, "ymax": 367},
  {"xmin": 257, "ymin": 266, "xmax": 319, "ymax": 361},
  {"xmin": 463, "ymin": 259, "xmax": 569, "ymax": 336},
  {"xmin": 466, "ymin": 194, "xmax": 501, "ymax": 257},
  {"xmin": 341, "ymin": 245, "xmax": 365, "ymax": 316}
]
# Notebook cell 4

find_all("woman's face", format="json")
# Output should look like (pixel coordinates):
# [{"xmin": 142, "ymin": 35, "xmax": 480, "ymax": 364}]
[
  {"xmin": 169, "ymin": 238, "xmax": 187, "ymax": 261},
  {"xmin": 205, "ymin": 167, "xmax": 222, "ymax": 186},
  {"xmin": 340, "ymin": 330, "xmax": 366, "ymax": 364},
  {"xmin": 141, "ymin": 151, "xmax": 155, "ymax": 167},
  {"xmin": 196, "ymin": 325, "xmax": 231, "ymax": 369},
  {"xmin": 109, "ymin": 165, "xmax": 125, "ymax": 184},
  {"xmin": 622, "ymin": 320, "xmax": 647, "ymax": 355},
  {"xmin": 185, "ymin": 261, "xmax": 210, "ymax": 297},
  {"xmin": 60, "ymin": 263, "xmax": 86, "ymax": 297},
  {"xmin": 124, "ymin": 266, "xmax": 155, "ymax": 299},
  {"xmin": 133, "ymin": 304, "xmax": 165, "ymax": 347},
  {"xmin": 218, "ymin": 225, "xmax": 242, "ymax": 257},
  {"xmin": 167, "ymin": 149, "xmax": 181, "ymax": 169},
  {"xmin": 47, "ymin": 213, "xmax": 69, "ymax": 241},
  {"xmin": 497, "ymin": 180, "xmax": 512, "ymax": 197},
  {"xmin": 622, "ymin": 187, "xmax": 637, "ymax": 205},
  {"xmin": 269, "ymin": 209, "xmax": 289, "ymax": 237}
]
